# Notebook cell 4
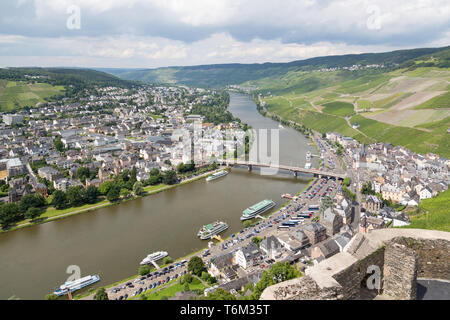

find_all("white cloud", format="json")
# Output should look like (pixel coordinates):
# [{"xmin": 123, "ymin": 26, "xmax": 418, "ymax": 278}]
[{"xmin": 0, "ymin": 0, "xmax": 448, "ymax": 67}]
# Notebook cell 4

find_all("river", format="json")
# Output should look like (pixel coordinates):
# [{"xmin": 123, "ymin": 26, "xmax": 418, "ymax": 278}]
[{"xmin": 0, "ymin": 92, "xmax": 317, "ymax": 299}]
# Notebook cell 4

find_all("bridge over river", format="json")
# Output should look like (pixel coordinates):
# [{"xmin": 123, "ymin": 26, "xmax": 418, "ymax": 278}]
[{"xmin": 218, "ymin": 159, "xmax": 347, "ymax": 180}]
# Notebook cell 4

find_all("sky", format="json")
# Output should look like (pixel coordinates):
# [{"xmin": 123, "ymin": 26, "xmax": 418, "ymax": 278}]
[{"xmin": 0, "ymin": 0, "xmax": 449, "ymax": 68}]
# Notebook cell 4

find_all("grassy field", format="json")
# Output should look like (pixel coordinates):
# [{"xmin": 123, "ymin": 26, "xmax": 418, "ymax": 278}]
[
  {"xmin": 0, "ymin": 80, "xmax": 64, "ymax": 112},
  {"xmin": 414, "ymin": 91, "xmax": 450, "ymax": 109},
  {"xmin": 254, "ymin": 66, "xmax": 449, "ymax": 158},
  {"xmin": 350, "ymin": 115, "xmax": 450, "ymax": 157},
  {"xmin": 134, "ymin": 277, "xmax": 205, "ymax": 300},
  {"xmin": 321, "ymin": 101, "xmax": 355, "ymax": 117},
  {"xmin": 400, "ymin": 189, "xmax": 450, "ymax": 232}
]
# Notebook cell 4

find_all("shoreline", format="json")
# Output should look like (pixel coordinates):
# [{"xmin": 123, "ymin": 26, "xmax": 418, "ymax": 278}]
[
  {"xmin": 1, "ymin": 168, "xmax": 224, "ymax": 235},
  {"xmin": 76, "ymin": 175, "xmax": 319, "ymax": 300}
]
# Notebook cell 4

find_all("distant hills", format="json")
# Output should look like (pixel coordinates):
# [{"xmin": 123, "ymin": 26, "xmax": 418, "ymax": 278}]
[
  {"xmin": 0, "ymin": 67, "xmax": 136, "ymax": 112},
  {"xmin": 106, "ymin": 46, "xmax": 450, "ymax": 88}
]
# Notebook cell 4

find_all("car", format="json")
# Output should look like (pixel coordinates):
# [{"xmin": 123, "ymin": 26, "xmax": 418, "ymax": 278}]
[
  {"xmin": 157, "ymin": 280, "xmax": 161, "ymax": 285},
  {"xmin": 119, "ymin": 295, "xmax": 123, "ymax": 300},
  {"xmin": 166, "ymin": 276, "xmax": 170, "ymax": 282},
  {"xmin": 129, "ymin": 284, "xmax": 134, "ymax": 288},
  {"xmin": 162, "ymin": 280, "xmax": 165, "ymax": 284},
  {"xmin": 124, "ymin": 294, "xmax": 128, "ymax": 299},
  {"xmin": 174, "ymin": 274, "xmax": 178, "ymax": 278}
]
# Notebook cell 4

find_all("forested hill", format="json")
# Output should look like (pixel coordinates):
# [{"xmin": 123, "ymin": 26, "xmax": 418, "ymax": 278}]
[
  {"xmin": 0, "ymin": 67, "xmax": 135, "ymax": 90},
  {"xmin": 108, "ymin": 46, "xmax": 450, "ymax": 88}
]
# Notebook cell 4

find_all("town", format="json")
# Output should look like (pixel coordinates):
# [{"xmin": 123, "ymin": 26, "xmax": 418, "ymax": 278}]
[{"xmin": 2, "ymin": 83, "xmax": 439, "ymax": 300}]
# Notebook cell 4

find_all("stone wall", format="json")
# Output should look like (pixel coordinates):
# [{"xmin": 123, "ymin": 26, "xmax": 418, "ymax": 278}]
[
  {"xmin": 260, "ymin": 275, "xmax": 343, "ymax": 300},
  {"xmin": 391, "ymin": 237, "xmax": 450, "ymax": 281},
  {"xmin": 332, "ymin": 245, "xmax": 385, "ymax": 300},
  {"xmin": 383, "ymin": 241, "xmax": 418, "ymax": 299},
  {"xmin": 260, "ymin": 229, "xmax": 450, "ymax": 300}
]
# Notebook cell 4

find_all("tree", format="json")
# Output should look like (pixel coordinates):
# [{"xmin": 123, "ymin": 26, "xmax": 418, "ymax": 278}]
[
  {"xmin": 51, "ymin": 190, "xmax": 68, "ymax": 210},
  {"xmin": 0, "ymin": 203, "xmax": 21, "ymax": 229},
  {"xmin": 25, "ymin": 207, "xmax": 44, "ymax": 221},
  {"xmin": 182, "ymin": 273, "xmax": 193, "ymax": 284},
  {"xmin": 138, "ymin": 265, "xmax": 150, "ymax": 276},
  {"xmin": 361, "ymin": 181, "xmax": 375, "ymax": 195},
  {"xmin": 208, "ymin": 161, "xmax": 218, "ymax": 170},
  {"xmin": 150, "ymin": 168, "xmax": 160, "ymax": 176},
  {"xmin": 19, "ymin": 193, "xmax": 45, "ymax": 213},
  {"xmin": 45, "ymin": 293, "xmax": 58, "ymax": 300},
  {"xmin": 147, "ymin": 174, "xmax": 162, "ymax": 186},
  {"xmin": 188, "ymin": 256, "xmax": 206, "ymax": 276},
  {"xmin": 162, "ymin": 170, "xmax": 177, "ymax": 185},
  {"xmin": 53, "ymin": 136, "xmax": 64, "ymax": 152},
  {"xmin": 66, "ymin": 186, "xmax": 86, "ymax": 207},
  {"xmin": 251, "ymin": 262, "xmax": 301, "ymax": 299},
  {"xmin": 85, "ymin": 185, "xmax": 99, "ymax": 204},
  {"xmin": 243, "ymin": 220, "xmax": 253, "ymax": 228},
  {"xmin": 98, "ymin": 181, "xmax": 113, "ymax": 195},
  {"xmin": 204, "ymin": 288, "xmax": 236, "ymax": 300},
  {"xmin": 120, "ymin": 188, "xmax": 131, "ymax": 198},
  {"xmin": 93, "ymin": 287, "xmax": 109, "ymax": 300},
  {"xmin": 133, "ymin": 181, "xmax": 144, "ymax": 196},
  {"xmin": 251, "ymin": 236, "xmax": 262, "ymax": 247},
  {"xmin": 163, "ymin": 256, "xmax": 173, "ymax": 265},
  {"xmin": 343, "ymin": 177, "xmax": 351, "ymax": 187},
  {"xmin": 76, "ymin": 167, "xmax": 90, "ymax": 184},
  {"xmin": 106, "ymin": 185, "xmax": 121, "ymax": 202},
  {"xmin": 183, "ymin": 282, "xmax": 190, "ymax": 292}
]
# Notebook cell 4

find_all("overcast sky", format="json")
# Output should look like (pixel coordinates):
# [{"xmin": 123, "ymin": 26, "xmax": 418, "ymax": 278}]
[{"xmin": 0, "ymin": 0, "xmax": 449, "ymax": 68}]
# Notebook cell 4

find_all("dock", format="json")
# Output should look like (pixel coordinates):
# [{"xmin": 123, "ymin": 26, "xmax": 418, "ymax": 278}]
[
  {"xmin": 255, "ymin": 214, "xmax": 266, "ymax": 220},
  {"xmin": 212, "ymin": 235, "xmax": 224, "ymax": 242}
]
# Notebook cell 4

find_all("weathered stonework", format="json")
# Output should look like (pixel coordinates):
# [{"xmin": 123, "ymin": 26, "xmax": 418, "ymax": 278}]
[
  {"xmin": 260, "ymin": 275, "xmax": 343, "ymax": 300},
  {"xmin": 383, "ymin": 242, "xmax": 418, "ymax": 300},
  {"xmin": 260, "ymin": 229, "xmax": 450, "ymax": 300},
  {"xmin": 392, "ymin": 237, "xmax": 450, "ymax": 281}
]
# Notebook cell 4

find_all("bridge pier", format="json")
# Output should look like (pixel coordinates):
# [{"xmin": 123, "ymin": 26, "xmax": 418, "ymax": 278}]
[
  {"xmin": 248, "ymin": 164, "xmax": 252, "ymax": 172},
  {"xmin": 293, "ymin": 171, "xmax": 298, "ymax": 177}
]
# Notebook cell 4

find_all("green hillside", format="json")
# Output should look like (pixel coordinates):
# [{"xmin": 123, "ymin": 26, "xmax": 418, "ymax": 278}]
[
  {"xmin": 111, "ymin": 46, "xmax": 449, "ymax": 88},
  {"xmin": 0, "ymin": 80, "xmax": 64, "ymax": 112},
  {"xmin": 0, "ymin": 68, "xmax": 136, "ymax": 111},
  {"xmin": 400, "ymin": 189, "xmax": 450, "ymax": 232}
]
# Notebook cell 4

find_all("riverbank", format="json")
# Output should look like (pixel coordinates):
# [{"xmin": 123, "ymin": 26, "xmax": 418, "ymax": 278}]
[
  {"xmin": 77, "ymin": 174, "xmax": 318, "ymax": 301},
  {"xmin": 1, "ymin": 168, "xmax": 225, "ymax": 234}
]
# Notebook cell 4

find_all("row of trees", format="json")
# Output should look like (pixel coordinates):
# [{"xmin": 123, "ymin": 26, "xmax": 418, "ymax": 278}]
[
  {"xmin": 51, "ymin": 185, "xmax": 100, "ymax": 210},
  {"xmin": 0, "ymin": 193, "xmax": 47, "ymax": 229}
]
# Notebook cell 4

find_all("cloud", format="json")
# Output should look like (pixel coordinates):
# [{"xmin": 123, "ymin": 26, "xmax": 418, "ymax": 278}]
[{"xmin": 0, "ymin": 0, "xmax": 448, "ymax": 67}]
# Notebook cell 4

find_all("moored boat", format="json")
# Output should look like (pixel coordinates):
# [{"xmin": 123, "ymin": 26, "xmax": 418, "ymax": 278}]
[
  {"xmin": 241, "ymin": 199, "xmax": 276, "ymax": 220},
  {"xmin": 197, "ymin": 221, "xmax": 229, "ymax": 240},
  {"xmin": 140, "ymin": 251, "xmax": 168, "ymax": 265},
  {"xmin": 53, "ymin": 274, "xmax": 100, "ymax": 296},
  {"xmin": 206, "ymin": 170, "xmax": 228, "ymax": 182}
]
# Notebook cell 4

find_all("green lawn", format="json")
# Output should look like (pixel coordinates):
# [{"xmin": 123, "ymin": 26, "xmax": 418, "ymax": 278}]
[
  {"xmin": 400, "ymin": 189, "xmax": 450, "ymax": 232},
  {"xmin": 136, "ymin": 277, "xmax": 205, "ymax": 300}
]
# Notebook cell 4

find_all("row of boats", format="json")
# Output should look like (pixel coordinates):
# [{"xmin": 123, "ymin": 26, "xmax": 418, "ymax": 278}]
[
  {"xmin": 53, "ymin": 170, "xmax": 274, "ymax": 296},
  {"xmin": 197, "ymin": 198, "xmax": 276, "ymax": 240},
  {"xmin": 203, "ymin": 169, "xmax": 276, "ymax": 239}
]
